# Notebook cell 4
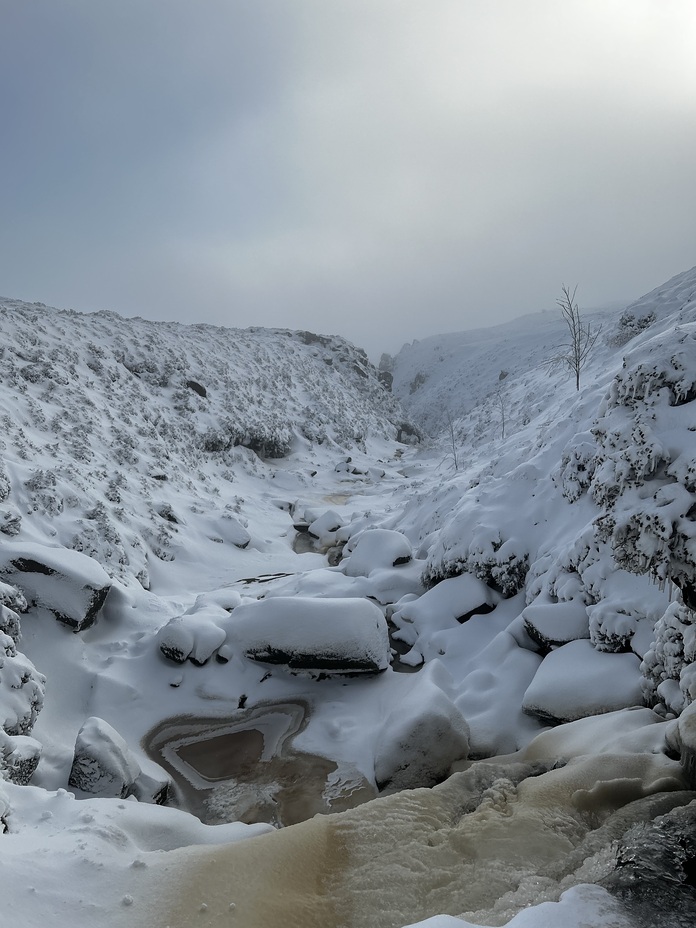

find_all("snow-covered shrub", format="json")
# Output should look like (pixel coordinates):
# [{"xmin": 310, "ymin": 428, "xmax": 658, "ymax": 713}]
[
  {"xmin": 582, "ymin": 325, "xmax": 696, "ymax": 600},
  {"xmin": 0, "ymin": 460, "xmax": 10, "ymax": 502},
  {"xmin": 608, "ymin": 310, "xmax": 656, "ymax": 348},
  {"xmin": 0, "ymin": 632, "xmax": 45, "ymax": 736},
  {"xmin": 0, "ymin": 731, "xmax": 41, "ymax": 785},
  {"xmin": 424, "ymin": 526, "xmax": 529, "ymax": 597},
  {"xmin": 554, "ymin": 434, "xmax": 597, "ymax": 503},
  {"xmin": 641, "ymin": 601, "xmax": 696, "ymax": 714}
]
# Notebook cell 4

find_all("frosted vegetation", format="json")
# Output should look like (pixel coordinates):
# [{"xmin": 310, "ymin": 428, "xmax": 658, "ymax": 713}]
[{"xmin": 1, "ymin": 266, "xmax": 696, "ymax": 927}]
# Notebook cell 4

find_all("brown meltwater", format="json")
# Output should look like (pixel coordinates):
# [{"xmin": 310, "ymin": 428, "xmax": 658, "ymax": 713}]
[{"xmin": 143, "ymin": 702, "xmax": 375, "ymax": 828}]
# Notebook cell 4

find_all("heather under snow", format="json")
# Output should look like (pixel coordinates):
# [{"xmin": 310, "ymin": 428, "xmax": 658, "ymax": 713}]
[{"xmin": 1, "ymin": 268, "xmax": 696, "ymax": 927}]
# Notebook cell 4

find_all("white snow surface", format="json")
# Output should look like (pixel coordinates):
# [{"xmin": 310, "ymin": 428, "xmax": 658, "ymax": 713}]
[{"xmin": 1, "ymin": 269, "xmax": 696, "ymax": 926}]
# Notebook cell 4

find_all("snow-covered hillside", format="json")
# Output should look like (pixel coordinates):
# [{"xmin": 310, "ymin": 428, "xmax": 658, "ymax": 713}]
[
  {"xmin": 1, "ymin": 271, "xmax": 696, "ymax": 928},
  {"xmin": 391, "ymin": 265, "xmax": 696, "ymax": 440},
  {"xmin": 0, "ymin": 298, "xmax": 406, "ymax": 587}
]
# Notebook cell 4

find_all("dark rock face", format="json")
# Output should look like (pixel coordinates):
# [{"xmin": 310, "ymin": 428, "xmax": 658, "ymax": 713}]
[
  {"xmin": 186, "ymin": 379, "xmax": 207, "ymax": 397},
  {"xmin": 54, "ymin": 585, "xmax": 111, "ymax": 632},
  {"xmin": 10, "ymin": 558, "xmax": 56, "ymax": 576},
  {"xmin": 396, "ymin": 421, "xmax": 422, "ymax": 444},
  {"xmin": 602, "ymin": 800, "xmax": 696, "ymax": 928},
  {"xmin": 243, "ymin": 645, "xmax": 384, "ymax": 674},
  {"xmin": 378, "ymin": 370, "xmax": 393, "ymax": 391}
]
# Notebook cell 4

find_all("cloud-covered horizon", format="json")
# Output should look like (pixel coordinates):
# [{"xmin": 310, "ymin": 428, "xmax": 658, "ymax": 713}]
[{"xmin": 1, "ymin": 0, "xmax": 695, "ymax": 358}]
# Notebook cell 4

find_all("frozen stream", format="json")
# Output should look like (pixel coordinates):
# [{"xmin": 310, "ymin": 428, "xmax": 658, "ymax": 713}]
[{"xmin": 144, "ymin": 703, "xmax": 375, "ymax": 827}]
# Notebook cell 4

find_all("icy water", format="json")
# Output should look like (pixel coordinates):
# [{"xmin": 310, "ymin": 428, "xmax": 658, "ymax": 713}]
[
  {"xmin": 144, "ymin": 703, "xmax": 375, "ymax": 827},
  {"xmin": 161, "ymin": 753, "xmax": 694, "ymax": 928}
]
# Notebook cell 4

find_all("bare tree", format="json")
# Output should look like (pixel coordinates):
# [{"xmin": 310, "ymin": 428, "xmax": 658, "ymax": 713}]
[
  {"xmin": 445, "ymin": 410, "xmax": 459, "ymax": 472},
  {"xmin": 493, "ymin": 387, "xmax": 507, "ymax": 440},
  {"xmin": 549, "ymin": 285, "xmax": 601, "ymax": 391}
]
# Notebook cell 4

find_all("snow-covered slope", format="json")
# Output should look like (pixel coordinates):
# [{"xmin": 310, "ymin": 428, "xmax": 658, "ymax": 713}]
[
  {"xmin": 391, "ymin": 265, "xmax": 696, "ymax": 439},
  {"xmin": 0, "ymin": 297, "xmax": 406, "ymax": 586}
]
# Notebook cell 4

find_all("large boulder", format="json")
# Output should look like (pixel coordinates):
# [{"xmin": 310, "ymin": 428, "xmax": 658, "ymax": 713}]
[
  {"xmin": 522, "ymin": 640, "xmax": 643, "ymax": 724},
  {"xmin": 0, "ymin": 543, "xmax": 112, "ymax": 631},
  {"xmin": 342, "ymin": 529, "xmax": 412, "ymax": 577},
  {"xmin": 157, "ymin": 611, "xmax": 227, "ymax": 665},
  {"xmin": 374, "ymin": 663, "xmax": 469, "ymax": 790},
  {"xmin": 68, "ymin": 716, "xmax": 141, "ymax": 799},
  {"xmin": 677, "ymin": 701, "xmax": 696, "ymax": 788},
  {"xmin": 224, "ymin": 596, "xmax": 390, "ymax": 674},
  {"xmin": 521, "ymin": 597, "xmax": 590, "ymax": 653}
]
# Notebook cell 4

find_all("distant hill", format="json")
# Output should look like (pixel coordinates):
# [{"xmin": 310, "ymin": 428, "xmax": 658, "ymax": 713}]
[{"xmin": 391, "ymin": 266, "xmax": 696, "ymax": 440}]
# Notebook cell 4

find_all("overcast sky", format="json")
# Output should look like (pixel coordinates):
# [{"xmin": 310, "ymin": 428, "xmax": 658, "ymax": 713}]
[{"xmin": 1, "ymin": 1, "xmax": 695, "ymax": 358}]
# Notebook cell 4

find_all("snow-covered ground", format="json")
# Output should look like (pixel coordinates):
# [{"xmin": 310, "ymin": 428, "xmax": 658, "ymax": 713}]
[{"xmin": 1, "ymin": 269, "xmax": 696, "ymax": 926}]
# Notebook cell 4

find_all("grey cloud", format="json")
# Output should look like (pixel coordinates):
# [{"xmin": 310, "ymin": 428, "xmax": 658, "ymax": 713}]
[{"xmin": 1, "ymin": 0, "xmax": 695, "ymax": 359}]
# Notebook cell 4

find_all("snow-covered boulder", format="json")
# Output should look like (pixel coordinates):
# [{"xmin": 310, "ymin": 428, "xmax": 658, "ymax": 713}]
[
  {"xmin": 157, "ymin": 611, "xmax": 227, "ymax": 665},
  {"xmin": 374, "ymin": 664, "xmax": 469, "ymax": 790},
  {"xmin": 68, "ymin": 717, "xmax": 141, "ymax": 799},
  {"xmin": 0, "ymin": 731, "xmax": 41, "ymax": 785},
  {"xmin": 342, "ymin": 529, "xmax": 412, "ymax": 577},
  {"xmin": 224, "ymin": 596, "xmax": 390, "ymax": 673},
  {"xmin": 131, "ymin": 761, "xmax": 172, "ymax": 805},
  {"xmin": 521, "ymin": 597, "xmax": 590, "ymax": 652},
  {"xmin": 0, "ymin": 543, "xmax": 111, "ymax": 631},
  {"xmin": 215, "ymin": 514, "xmax": 251, "ymax": 549},
  {"xmin": 677, "ymin": 701, "xmax": 696, "ymax": 788},
  {"xmin": 392, "ymin": 573, "xmax": 499, "ymax": 651},
  {"xmin": 522, "ymin": 640, "xmax": 643, "ymax": 724},
  {"xmin": 307, "ymin": 510, "xmax": 343, "ymax": 548}
]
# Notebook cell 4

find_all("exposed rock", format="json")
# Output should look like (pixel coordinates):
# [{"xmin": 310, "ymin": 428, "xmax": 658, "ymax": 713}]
[
  {"xmin": 186, "ymin": 379, "xmax": 207, "ymax": 398},
  {"xmin": 396, "ymin": 421, "xmax": 422, "ymax": 443},
  {"xmin": 132, "ymin": 763, "xmax": 172, "ymax": 805},
  {"xmin": 602, "ymin": 799, "xmax": 696, "ymax": 927},
  {"xmin": 378, "ymin": 370, "xmax": 393, "ymax": 391},
  {"xmin": 68, "ymin": 716, "xmax": 141, "ymax": 799}
]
